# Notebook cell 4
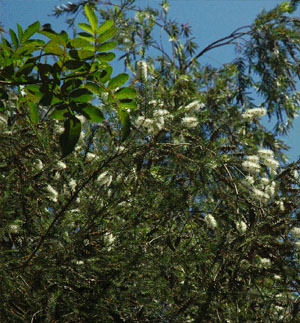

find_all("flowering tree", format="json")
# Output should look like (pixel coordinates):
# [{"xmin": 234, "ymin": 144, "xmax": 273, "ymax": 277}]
[{"xmin": 1, "ymin": 0, "xmax": 300, "ymax": 321}]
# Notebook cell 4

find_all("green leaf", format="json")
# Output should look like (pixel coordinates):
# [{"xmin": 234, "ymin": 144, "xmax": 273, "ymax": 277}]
[
  {"xmin": 98, "ymin": 66, "xmax": 113, "ymax": 83},
  {"xmin": 114, "ymin": 87, "xmax": 137, "ymax": 99},
  {"xmin": 0, "ymin": 88, "xmax": 9, "ymax": 100},
  {"xmin": 97, "ymin": 20, "xmax": 114, "ymax": 35},
  {"xmin": 70, "ymin": 89, "xmax": 93, "ymax": 103},
  {"xmin": 69, "ymin": 38, "xmax": 92, "ymax": 49},
  {"xmin": 78, "ymin": 23, "xmax": 94, "ymax": 35},
  {"xmin": 59, "ymin": 117, "xmax": 81, "ymax": 157},
  {"xmin": 15, "ymin": 63, "xmax": 35, "ymax": 77},
  {"xmin": 108, "ymin": 73, "xmax": 129, "ymax": 90},
  {"xmin": 77, "ymin": 50, "xmax": 95, "ymax": 60},
  {"xmin": 44, "ymin": 40, "xmax": 64, "ymax": 56},
  {"xmin": 17, "ymin": 24, "xmax": 23, "ymax": 41},
  {"xmin": 118, "ymin": 108, "xmax": 130, "ymax": 141},
  {"xmin": 78, "ymin": 32, "xmax": 95, "ymax": 43},
  {"xmin": 97, "ymin": 27, "xmax": 118, "ymax": 43},
  {"xmin": 65, "ymin": 60, "xmax": 86, "ymax": 70},
  {"xmin": 84, "ymin": 4, "xmax": 98, "ymax": 32},
  {"xmin": 118, "ymin": 99, "xmax": 137, "ymax": 110},
  {"xmin": 39, "ymin": 93, "xmax": 53, "ymax": 106},
  {"xmin": 97, "ymin": 41, "xmax": 117, "ymax": 52},
  {"xmin": 29, "ymin": 102, "xmax": 39, "ymax": 124},
  {"xmin": 9, "ymin": 29, "xmax": 18, "ymax": 48},
  {"xmin": 61, "ymin": 79, "xmax": 82, "ymax": 94},
  {"xmin": 86, "ymin": 82, "xmax": 102, "ymax": 94},
  {"xmin": 96, "ymin": 52, "xmax": 116, "ymax": 62},
  {"xmin": 40, "ymin": 31, "xmax": 66, "ymax": 46},
  {"xmin": 50, "ymin": 105, "xmax": 69, "ymax": 120},
  {"xmin": 21, "ymin": 21, "xmax": 40, "ymax": 43},
  {"xmin": 80, "ymin": 104, "xmax": 105, "ymax": 122}
]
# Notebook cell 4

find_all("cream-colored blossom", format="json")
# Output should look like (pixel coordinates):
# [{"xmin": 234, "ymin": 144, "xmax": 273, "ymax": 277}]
[
  {"xmin": 46, "ymin": 184, "xmax": 58, "ymax": 202},
  {"xmin": 136, "ymin": 60, "xmax": 147, "ymax": 81},
  {"xmin": 259, "ymin": 257, "xmax": 271, "ymax": 267},
  {"xmin": 69, "ymin": 179, "xmax": 77, "ymax": 191},
  {"xmin": 258, "ymin": 148, "xmax": 274, "ymax": 159},
  {"xmin": 236, "ymin": 221, "xmax": 247, "ymax": 233},
  {"xmin": 35, "ymin": 159, "xmax": 43, "ymax": 171},
  {"xmin": 57, "ymin": 161, "xmax": 67, "ymax": 170},
  {"xmin": 242, "ymin": 160, "xmax": 261, "ymax": 173},
  {"xmin": 181, "ymin": 116, "xmax": 198, "ymax": 128},
  {"xmin": 242, "ymin": 107, "xmax": 266, "ymax": 120},
  {"xmin": 205, "ymin": 214, "xmax": 217, "ymax": 229}
]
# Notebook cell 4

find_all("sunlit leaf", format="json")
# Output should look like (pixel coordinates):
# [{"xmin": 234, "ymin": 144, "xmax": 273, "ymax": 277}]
[
  {"xmin": 9, "ymin": 29, "xmax": 18, "ymax": 49},
  {"xmin": 114, "ymin": 87, "xmax": 137, "ymax": 99},
  {"xmin": 78, "ymin": 32, "xmax": 95, "ymax": 43},
  {"xmin": 84, "ymin": 4, "xmax": 98, "ymax": 32},
  {"xmin": 97, "ymin": 41, "xmax": 117, "ymax": 52},
  {"xmin": 96, "ymin": 52, "xmax": 116, "ymax": 62},
  {"xmin": 97, "ymin": 20, "xmax": 114, "ymax": 35},
  {"xmin": 97, "ymin": 27, "xmax": 118, "ymax": 43},
  {"xmin": 50, "ymin": 105, "xmax": 69, "ymax": 120},
  {"xmin": 29, "ymin": 102, "xmax": 39, "ymax": 124},
  {"xmin": 21, "ymin": 21, "xmax": 40, "ymax": 43},
  {"xmin": 78, "ymin": 23, "xmax": 94, "ymax": 35},
  {"xmin": 108, "ymin": 73, "xmax": 129, "ymax": 90},
  {"xmin": 118, "ymin": 99, "xmax": 137, "ymax": 110},
  {"xmin": 79, "ymin": 104, "xmax": 105, "ymax": 122}
]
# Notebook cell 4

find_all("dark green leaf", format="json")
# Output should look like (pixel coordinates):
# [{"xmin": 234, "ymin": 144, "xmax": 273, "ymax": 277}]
[
  {"xmin": 97, "ymin": 20, "xmax": 114, "ymax": 35},
  {"xmin": 39, "ymin": 93, "xmax": 53, "ymax": 106},
  {"xmin": 97, "ymin": 27, "xmax": 118, "ymax": 43},
  {"xmin": 65, "ymin": 60, "xmax": 86, "ymax": 70},
  {"xmin": 96, "ymin": 52, "xmax": 116, "ymax": 62},
  {"xmin": 114, "ymin": 87, "xmax": 137, "ymax": 99},
  {"xmin": 118, "ymin": 108, "xmax": 130, "ymax": 141},
  {"xmin": 97, "ymin": 41, "xmax": 117, "ymax": 52},
  {"xmin": 70, "ymin": 88, "xmax": 93, "ymax": 103},
  {"xmin": 50, "ymin": 105, "xmax": 69, "ymax": 120},
  {"xmin": 29, "ymin": 102, "xmax": 39, "ymax": 124},
  {"xmin": 118, "ymin": 99, "xmax": 137, "ymax": 110},
  {"xmin": 61, "ymin": 79, "xmax": 82, "ymax": 94},
  {"xmin": 98, "ymin": 66, "xmax": 113, "ymax": 83},
  {"xmin": 80, "ymin": 104, "xmax": 105, "ymax": 122},
  {"xmin": 108, "ymin": 73, "xmax": 129, "ymax": 90},
  {"xmin": 15, "ymin": 63, "xmax": 35, "ymax": 77},
  {"xmin": 21, "ymin": 21, "xmax": 40, "ymax": 43},
  {"xmin": 59, "ymin": 117, "xmax": 81, "ymax": 157},
  {"xmin": 84, "ymin": 4, "xmax": 98, "ymax": 32},
  {"xmin": 0, "ymin": 88, "xmax": 9, "ymax": 100}
]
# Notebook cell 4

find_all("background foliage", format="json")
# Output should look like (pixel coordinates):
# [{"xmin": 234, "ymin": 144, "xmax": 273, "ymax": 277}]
[{"xmin": 0, "ymin": 1, "xmax": 300, "ymax": 321}]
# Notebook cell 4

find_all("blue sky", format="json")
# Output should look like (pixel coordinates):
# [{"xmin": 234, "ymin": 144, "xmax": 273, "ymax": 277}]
[{"xmin": 1, "ymin": 0, "xmax": 299, "ymax": 161}]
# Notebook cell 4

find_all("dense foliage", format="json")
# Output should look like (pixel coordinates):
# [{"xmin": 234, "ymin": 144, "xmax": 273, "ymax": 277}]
[{"xmin": 1, "ymin": 1, "xmax": 300, "ymax": 321}]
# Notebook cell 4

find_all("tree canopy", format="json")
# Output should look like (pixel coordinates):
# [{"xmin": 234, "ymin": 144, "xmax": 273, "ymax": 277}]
[{"xmin": 0, "ymin": 1, "xmax": 300, "ymax": 322}]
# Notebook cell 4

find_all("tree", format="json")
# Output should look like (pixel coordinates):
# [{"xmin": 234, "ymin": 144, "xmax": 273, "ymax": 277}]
[{"xmin": 0, "ymin": 1, "xmax": 300, "ymax": 321}]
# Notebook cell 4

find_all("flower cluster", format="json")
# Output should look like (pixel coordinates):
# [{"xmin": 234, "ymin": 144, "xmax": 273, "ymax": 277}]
[
  {"xmin": 135, "ymin": 107, "xmax": 173, "ymax": 134},
  {"xmin": 241, "ymin": 107, "xmax": 267, "ymax": 120},
  {"xmin": 205, "ymin": 214, "xmax": 217, "ymax": 229},
  {"xmin": 136, "ymin": 60, "xmax": 148, "ymax": 82}
]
